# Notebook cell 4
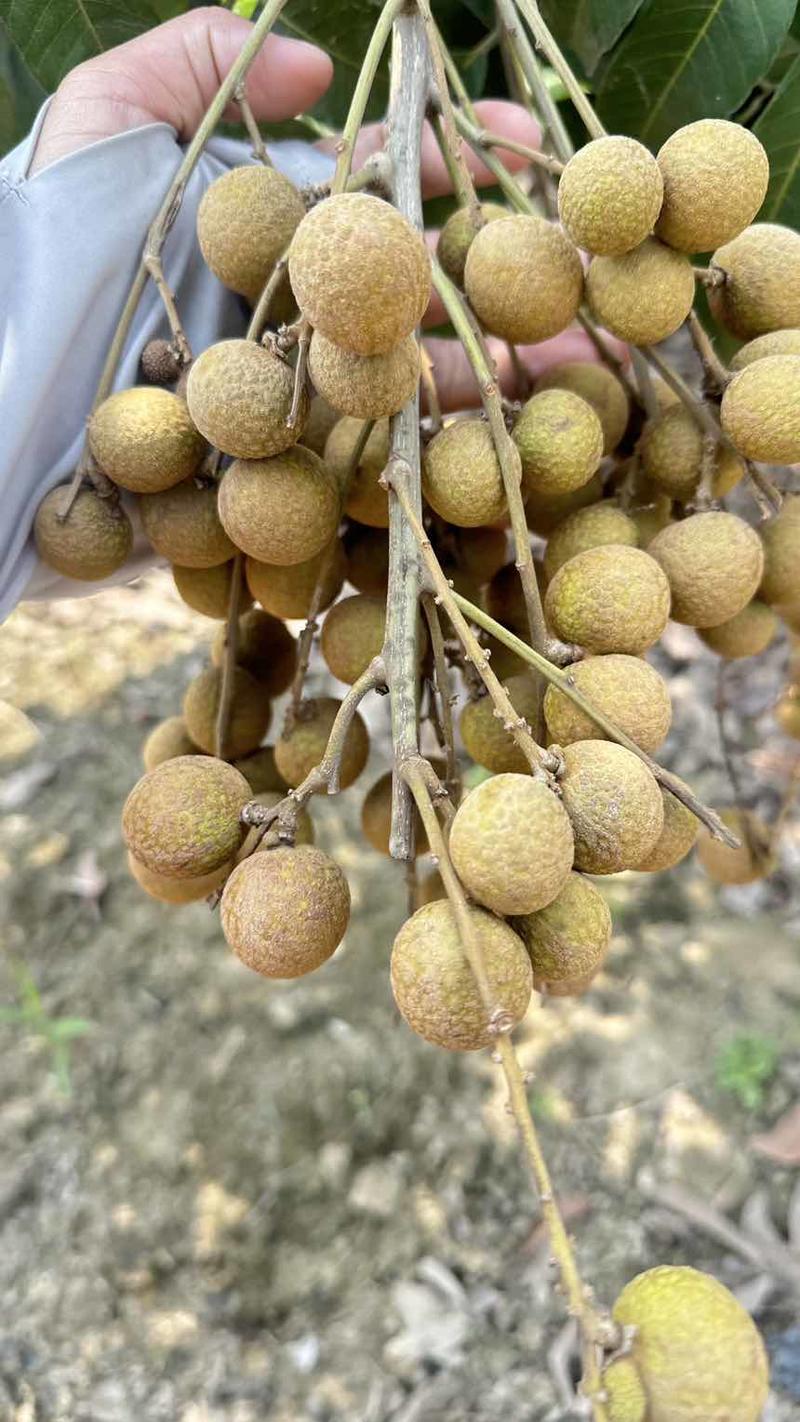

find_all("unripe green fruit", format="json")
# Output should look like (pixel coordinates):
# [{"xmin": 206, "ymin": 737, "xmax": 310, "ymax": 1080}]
[
  {"xmin": 274, "ymin": 696, "xmax": 369, "ymax": 790},
  {"xmin": 525, "ymin": 471, "xmax": 604, "ymax": 537},
  {"xmin": 641, "ymin": 405, "xmax": 745, "ymax": 501},
  {"xmin": 127, "ymin": 850, "xmax": 232, "ymax": 905},
  {"xmin": 309, "ymin": 330, "xmax": 419, "ymax": 420},
  {"xmin": 535, "ymin": 362, "xmax": 630, "ymax": 456},
  {"xmin": 343, "ymin": 525, "xmax": 389, "ymax": 596},
  {"xmin": 545, "ymin": 545, "xmax": 671, "ymax": 655},
  {"xmin": 423, "ymin": 418, "xmax": 508, "ymax": 527},
  {"xmin": 709, "ymin": 223, "xmax": 800, "ymax": 338},
  {"xmin": 513, "ymin": 390, "xmax": 604, "ymax": 498},
  {"xmin": 559, "ymin": 740, "xmax": 664, "ymax": 874},
  {"xmin": 140, "ymin": 478, "xmax": 235, "ymax": 569},
  {"xmin": 558, "ymin": 135, "xmax": 663, "ymax": 256},
  {"xmin": 232, "ymin": 744, "xmax": 287, "ymax": 795},
  {"xmin": 459, "ymin": 675, "xmax": 540, "ymax": 774},
  {"xmin": 390, "ymin": 900, "xmax": 532, "ymax": 1052},
  {"xmin": 221, "ymin": 846, "xmax": 350, "ymax": 978},
  {"xmin": 197, "ymin": 165, "xmax": 306, "ymax": 303},
  {"xmin": 301, "ymin": 394, "xmax": 340, "ymax": 457},
  {"xmin": 89, "ymin": 387, "xmax": 205, "ymax": 493},
  {"xmin": 320, "ymin": 594, "xmax": 386, "ymax": 685},
  {"xmin": 172, "ymin": 560, "xmax": 253, "ymax": 619},
  {"xmin": 720, "ymin": 355, "xmax": 800, "ymax": 464},
  {"xmin": 122, "ymin": 755, "xmax": 250, "ymax": 879},
  {"xmin": 182, "ymin": 665, "xmax": 271, "ymax": 759},
  {"xmin": 729, "ymin": 328, "xmax": 800, "ymax": 370},
  {"xmin": 436, "ymin": 202, "xmax": 508, "ymax": 286},
  {"xmin": 245, "ymin": 541, "xmax": 346, "ymax": 620},
  {"xmin": 186, "ymin": 340, "xmax": 307, "ymax": 459},
  {"xmin": 649, "ymin": 511, "xmax": 764, "ymax": 627},
  {"xmin": 251, "ymin": 792, "xmax": 314, "ymax": 847},
  {"xmin": 34, "ymin": 487, "xmax": 133, "ymax": 581},
  {"xmin": 586, "ymin": 238, "xmax": 695, "ymax": 346},
  {"xmin": 142, "ymin": 716, "xmax": 199, "ymax": 771},
  {"xmin": 211, "ymin": 608, "xmax": 297, "ymax": 698},
  {"xmin": 449, "ymin": 773, "xmax": 574, "ymax": 915},
  {"xmin": 698, "ymin": 600, "xmax": 778, "ymax": 659},
  {"xmin": 289, "ymin": 193, "xmax": 430, "ymax": 355},
  {"xmin": 544, "ymin": 654, "xmax": 671, "ymax": 754},
  {"xmin": 775, "ymin": 689, "xmax": 800, "ymax": 739},
  {"xmin": 696, "ymin": 808, "xmax": 775, "ymax": 885},
  {"xmin": 513, "ymin": 871, "xmax": 611, "ymax": 996},
  {"xmin": 543, "ymin": 502, "xmax": 639, "ymax": 581},
  {"xmin": 655, "ymin": 120, "xmax": 769, "ymax": 253},
  {"xmin": 635, "ymin": 779, "xmax": 699, "ymax": 872},
  {"xmin": 452, "ymin": 526, "xmax": 508, "ymax": 584},
  {"xmin": 325, "ymin": 417, "xmax": 390, "ymax": 528},
  {"xmin": 361, "ymin": 763, "xmax": 445, "ymax": 857},
  {"xmin": 218, "ymin": 446, "xmax": 340, "ymax": 566},
  {"xmin": 464, "ymin": 214, "xmax": 584, "ymax": 344}
]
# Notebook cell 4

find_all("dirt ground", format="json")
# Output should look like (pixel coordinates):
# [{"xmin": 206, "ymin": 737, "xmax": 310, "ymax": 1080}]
[{"xmin": 1, "ymin": 570, "xmax": 800, "ymax": 1422}]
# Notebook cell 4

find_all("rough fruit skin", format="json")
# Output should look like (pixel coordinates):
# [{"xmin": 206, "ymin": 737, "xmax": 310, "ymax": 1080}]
[
  {"xmin": 525, "ymin": 471, "xmax": 604, "ymax": 537},
  {"xmin": 182, "ymin": 665, "xmax": 271, "ymax": 759},
  {"xmin": 649, "ymin": 511, "xmax": 764, "ymax": 628},
  {"xmin": 709, "ymin": 223, "xmax": 800, "ymax": 338},
  {"xmin": 486, "ymin": 559, "xmax": 546, "ymax": 638},
  {"xmin": 142, "ymin": 716, "xmax": 198, "ymax": 771},
  {"xmin": 197, "ymin": 165, "xmax": 305, "ymax": 302},
  {"xmin": 308, "ymin": 330, "xmax": 419, "ymax": 420},
  {"xmin": 274, "ymin": 696, "xmax": 369, "ymax": 790},
  {"xmin": 89, "ymin": 387, "xmax": 205, "ymax": 493},
  {"xmin": 602, "ymin": 1357, "xmax": 647, "ymax": 1422},
  {"xmin": 245, "ymin": 542, "xmax": 346, "ymax": 620},
  {"xmin": 775, "ymin": 691, "xmax": 800, "ymax": 739},
  {"xmin": 721, "ymin": 355, "xmax": 800, "ymax": 464},
  {"xmin": 34, "ymin": 487, "xmax": 133, "ymax": 581},
  {"xmin": 325, "ymin": 417, "xmax": 390, "ymax": 528},
  {"xmin": 586, "ymin": 238, "xmax": 695, "ymax": 346},
  {"xmin": 535, "ymin": 362, "xmax": 630, "ymax": 456},
  {"xmin": 141, "ymin": 338, "xmax": 181, "ymax": 386},
  {"xmin": 233, "ymin": 745, "xmax": 287, "ymax": 794},
  {"xmin": 437, "ymin": 202, "xmax": 509, "ymax": 285},
  {"xmin": 173, "ymin": 560, "xmax": 253, "ymax": 619},
  {"xmin": 636, "ymin": 780, "xmax": 699, "ymax": 872},
  {"xmin": 449, "ymin": 773, "xmax": 574, "ymax": 916},
  {"xmin": 218, "ymin": 446, "xmax": 340, "ymax": 566},
  {"xmin": 655, "ymin": 120, "xmax": 769, "ymax": 254},
  {"xmin": 559, "ymin": 740, "xmax": 664, "ymax": 874},
  {"xmin": 513, "ymin": 871, "xmax": 611, "ymax": 996},
  {"xmin": 545, "ymin": 545, "xmax": 671, "ymax": 655},
  {"xmin": 558, "ymin": 136, "xmax": 663, "ymax": 256},
  {"xmin": 697, "ymin": 808, "xmax": 775, "ymax": 885},
  {"xmin": 320, "ymin": 594, "xmax": 386, "ymax": 685},
  {"xmin": 698, "ymin": 600, "xmax": 778, "ymax": 659},
  {"xmin": 544, "ymin": 654, "xmax": 671, "ymax": 754},
  {"xmin": 122, "ymin": 755, "xmax": 250, "ymax": 879},
  {"xmin": 390, "ymin": 900, "xmax": 532, "ymax": 1052},
  {"xmin": 423, "ymin": 418, "xmax": 508, "ymax": 527},
  {"xmin": 513, "ymin": 390, "xmax": 604, "ymax": 498},
  {"xmin": 251, "ymin": 792, "xmax": 314, "ymax": 847},
  {"xmin": 464, "ymin": 214, "xmax": 584, "ymax": 344},
  {"xmin": 729, "ymin": 327, "xmax": 800, "ymax": 370},
  {"xmin": 360, "ymin": 766, "xmax": 444, "ymax": 858},
  {"xmin": 289, "ymin": 193, "xmax": 430, "ymax": 355},
  {"xmin": 760, "ymin": 500, "xmax": 800, "ymax": 606},
  {"xmin": 186, "ymin": 340, "xmax": 307, "ymax": 459},
  {"xmin": 453, "ymin": 526, "xmax": 508, "ymax": 584},
  {"xmin": 641, "ymin": 405, "xmax": 744, "ymax": 500},
  {"xmin": 612, "ymin": 1265, "xmax": 769, "ymax": 1422},
  {"xmin": 301, "ymin": 395, "xmax": 340, "ymax": 457},
  {"xmin": 343, "ymin": 525, "xmax": 389, "ymax": 596},
  {"xmin": 544, "ymin": 503, "xmax": 639, "ymax": 581},
  {"xmin": 128, "ymin": 851, "xmax": 231, "ymax": 905},
  {"xmin": 221, "ymin": 846, "xmax": 349, "ymax": 979},
  {"xmin": 140, "ymin": 479, "xmax": 235, "ymax": 568},
  {"xmin": 460, "ymin": 676, "xmax": 540, "ymax": 774},
  {"xmin": 211, "ymin": 608, "xmax": 297, "ymax": 698}
]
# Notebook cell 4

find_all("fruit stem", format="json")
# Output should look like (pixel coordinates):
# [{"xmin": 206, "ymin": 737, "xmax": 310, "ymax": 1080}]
[
  {"xmin": 233, "ymin": 79, "xmax": 272, "ymax": 166},
  {"xmin": 215, "ymin": 553, "xmax": 244, "ymax": 760},
  {"xmin": 331, "ymin": 0, "xmax": 408, "ymax": 195},
  {"xmin": 576, "ymin": 312, "xmax": 642, "ymax": 411},
  {"xmin": 686, "ymin": 310, "xmax": 730, "ymax": 396},
  {"xmin": 494, "ymin": 0, "xmax": 575, "ymax": 162},
  {"xmin": 421, "ymin": 591, "xmax": 460, "ymax": 795},
  {"xmin": 466, "ymin": 120, "xmax": 565, "ymax": 175},
  {"xmin": 629, "ymin": 347, "xmax": 660, "ymax": 422},
  {"xmin": 419, "ymin": 344, "xmax": 443, "ymax": 432},
  {"xmin": 512, "ymin": 0, "xmax": 606, "ymax": 142},
  {"xmin": 449, "ymin": 105, "xmax": 540, "ymax": 213},
  {"xmin": 246, "ymin": 252, "xmax": 291, "ymax": 343},
  {"xmin": 418, "ymin": 0, "xmax": 484, "ymax": 231},
  {"xmin": 714, "ymin": 660, "xmax": 762, "ymax": 861}
]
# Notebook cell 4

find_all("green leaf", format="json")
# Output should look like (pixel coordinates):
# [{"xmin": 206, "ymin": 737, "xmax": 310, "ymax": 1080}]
[
  {"xmin": 0, "ymin": 0, "xmax": 162, "ymax": 92},
  {"xmin": 596, "ymin": 0, "xmax": 797, "ymax": 151},
  {"xmin": 538, "ymin": 0, "xmax": 647, "ymax": 76},
  {"xmin": 755, "ymin": 52, "xmax": 800, "ymax": 226}
]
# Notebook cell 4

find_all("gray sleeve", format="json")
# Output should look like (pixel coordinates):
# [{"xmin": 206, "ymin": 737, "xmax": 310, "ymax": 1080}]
[{"xmin": 0, "ymin": 107, "xmax": 334, "ymax": 619}]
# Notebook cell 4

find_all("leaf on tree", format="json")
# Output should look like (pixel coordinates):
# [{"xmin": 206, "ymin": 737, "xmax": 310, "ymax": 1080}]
[
  {"xmin": 538, "ymin": 0, "xmax": 646, "ymax": 77},
  {"xmin": 754, "ymin": 52, "xmax": 800, "ymax": 228},
  {"xmin": 0, "ymin": 0, "xmax": 162, "ymax": 92}
]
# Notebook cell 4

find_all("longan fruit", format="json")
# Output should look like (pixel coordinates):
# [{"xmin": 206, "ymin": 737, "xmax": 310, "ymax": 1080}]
[
  {"xmin": 720, "ymin": 355, "xmax": 800, "ymax": 464},
  {"xmin": 558, "ymin": 740, "xmax": 664, "ymax": 875},
  {"xmin": 245, "ymin": 541, "xmax": 346, "ymax": 620},
  {"xmin": 173, "ymin": 560, "xmax": 254, "ymax": 620},
  {"xmin": 89, "ymin": 387, "xmax": 205, "ymax": 493},
  {"xmin": 543, "ymin": 502, "xmax": 639, "ymax": 581},
  {"xmin": 641, "ymin": 405, "xmax": 744, "ymax": 501},
  {"xmin": 324, "ymin": 417, "xmax": 390, "ymax": 529},
  {"xmin": 320, "ymin": 594, "xmax": 386, "ymax": 684},
  {"xmin": 122, "ymin": 755, "xmax": 250, "ymax": 879},
  {"xmin": 142, "ymin": 716, "xmax": 199, "ymax": 771},
  {"xmin": 211, "ymin": 608, "xmax": 297, "ymax": 698},
  {"xmin": 186, "ymin": 340, "xmax": 308, "ymax": 459},
  {"xmin": 545, "ymin": 545, "xmax": 671, "ymax": 654},
  {"xmin": 459, "ymin": 675, "xmax": 540, "ymax": 775},
  {"xmin": 34, "ymin": 487, "xmax": 133, "ymax": 581},
  {"xmin": 182, "ymin": 665, "xmax": 271, "ymax": 759},
  {"xmin": 449, "ymin": 773, "xmax": 574, "ymax": 916},
  {"xmin": 464, "ymin": 214, "xmax": 584, "ymax": 344},
  {"xmin": 140, "ymin": 478, "xmax": 235, "ymax": 569},
  {"xmin": 586, "ymin": 238, "xmax": 695, "ymax": 346},
  {"xmin": 436, "ymin": 202, "xmax": 508, "ymax": 286},
  {"xmin": 218, "ymin": 446, "xmax": 341, "ymax": 566},
  {"xmin": 635, "ymin": 780, "xmax": 699, "ymax": 873},
  {"xmin": 274, "ymin": 696, "xmax": 369, "ymax": 790},
  {"xmin": 696, "ymin": 808, "xmax": 775, "ymax": 885},
  {"xmin": 308, "ymin": 331, "xmax": 419, "ymax": 420},
  {"xmin": 197, "ymin": 165, "xmax": 306, "ymax": 303},
  {"xmin": 697, "ymin": 600, "xmax": 779, "ymax": 659},
  {"xmin": 655, "ymin": 120, "xmax": 769, "ymax": 253},
  {"xmin": 343, "ymin": 525, "xmax": 389, "ymax": 596},
  {"xmin": 535, "ymin": 361, "xmax": 630, "ymax": 456},
  {"xmin": 558, "ymin": 136, "xmax": 663, "ymax": 256},
  {"xmin": 513, "ymin": 871, "xmax": 612, "ymax": 997},
  {"xmin": 648, "ymin": 511, "xmax": 764, "ymax": 628},
  {"xmin": 423, "ymin": 418, "xmax": 508, "ymax": 527},
  {"xmin": 709, "ymin": 223, "xmax": 800, "ymax": 338},
  {"xmin": 513, "ymin": 390, "xmax": 604, "ymax": 498},
  {"xmin": 221, "ymin": 846, "xmax": 350, "ymax": 978},
  {"xmin": 544, "ymin": 654, "xmax": 671, "ymax": 754}
]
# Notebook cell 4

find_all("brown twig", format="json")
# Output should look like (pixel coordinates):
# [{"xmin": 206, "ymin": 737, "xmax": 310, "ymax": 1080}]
[
  {"xmin": 215, "ymin": 553, "xmax": 244, "ymax": 761},
  {"xmin": 692, "ymin": 264, "xmax": 726, "ymax": 289},
  {"xmin": 234, "ymin": 79, "xmax": 271, "ymax": 165},
  {"xmin": 246, "ymin": 253, "xmax": 291, "ymax": 343},
  {"xmin": 511, "ymin": 0, "xmax": 606, "ymax": 142},
  {"xmin": 421, "ymin": 591, "xmax": 460, "ymax": 795},
  {"xmin": 288, "ymin": 318, "xmax": 312, "ymax": 430},
  {"xmin": 419, "ymin": 344, "xmax": 443, "ymax": 433},
  {"xmin": 686, "ymin": 311, "xmax": 729, "ymax": 396},
  {"xmin": 493, "ymin": 0, "xmax": 574, "ymax": 162},
  {"xmin": 420, "ymin": 0, "xmax": 484, "ymax": 230},
  {"xmin": 465, "ymin": 121, "xmax": 564, "ymax": 175}
]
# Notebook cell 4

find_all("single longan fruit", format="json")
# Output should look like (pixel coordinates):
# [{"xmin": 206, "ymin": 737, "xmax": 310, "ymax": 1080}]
[
  {"xmin": 437, "ymin": 202, "xmax": 509, "ymax": 286},
  {"xmin": 309, "ymin": 331, "xmax": 419, "ymax": 420},
  {"xmin": 544, "ymin": 502, "xmax": 639, "ymax": 581},
  {"xmin": 274, "ymin": 696, "xmax": 369, "ymax": 790},
  {"xmin": 460, "ymin": 675, "xmax": 540, "ymax": 774},
  {"xmin": 721, "ymin": 355, "xmax": 800, "ymax": 464},
  {"xmin": 656, "ymin": 120, "xmax": 769, "ymax": 253},
  {"xmin": 709, "ymin": 224, "xmax": 800, "ymax": 338},
  {"xmin": 320, "ymin": 594, "xmax": 386, "ymax": 684},
  {"xmin": 211, "ymin": 608, "xmax": 297, "ymax": 698},
  {"xmin": 558, "ymin": 136, "xmax": 663, "ymax": 256},
  {"xmin": 301, "ymin": 395, "xmax": 340, "ymax": 457},
  {"xmin": 452, "ymin": 526, "xmax": 508, "ymax": 585},
  {"xmin": 449, "ymin": 773, "xmax": 574, "ymax": 916},
  {"xmin": 513, "ymin": 871, "xmax": 611, "ymax": 997},
  {"xmin": 221, "ymin": 846, "xmax": 350, "ymax": 978},
  {"xmin": 698, "ymin": 600, "xmax": 779, "ymax": 659},
  {"xmin": 232, "ymin": 745, "xmax": 287, "ymax": 795},
  {"xmin": 140, "ymin": 478, "xmax": 234, "ymax": 569},
  {"xmin": 729, "ymin": 328, "xmax": 800, "ymax": 370},
  {"xmin": 197, "ymin": 165, "xmax": 306, "ymax": 303},
  {"xmin": 390, "ymin": 900, "xmax": 532, "ymax": 1051},
  {"xmin": 122, "ymin": 755, "xmax": 250, "ymax": 879},
  {"xmin": 218, "ymin": 446, "xmax": 340, "ymax": 566},
  {"xmin": 641, "ymin": 405, "xmax": 744, "ymax": 500},
  {"xmin": 245, "ymin": 541, "xmax": 346, "ymax": 620},
  {"xmin": 559, "ymin": 740, "xmax": 664, "ymax": 874},
  {"xmin": 182, "ymin": 665, "xmax": 271, "ymax": 759},
  {"xmin": 251, "ymin": 792, "xmax": 314, "ymax": 847},
  {"xmin": 610, "ymin": 1266, "xmax": 769, "ymax": 1422},
  {"xmin": 186, "ymin": 340, "xmax": 307, "ymax": 459},
  {"xmin": 525, "ymin": 471, "xmax": 604, "ymax": 537},
  {"xmin": 635, "ymin": 780, "xmax": 699, "ymax": 873},
  {"xmin": 696, "ymin": 807, "xmax": 775, "ymax": 885},
  {"xmin": 535, "ymin": 362, "xmax": 630, "ymax": 456},
  {"xmin": 172, "ymin": 561, "xmax": 254, "ymax": 620},
  {"xmin": 545, "ymin": 545, "xmax": 671, "ymax": 655},
  {"xmin": 128, "ymin": 851, "xmax": 231, "ymax": 905},
  {"xmin": 343, "ymin": 525, "xmax": 389, "ymax": 596},
  {"xmin": 325, "ymin": 417, "xmax": 390, "ymax": 528},
  {"xmin": 464, "ymin": 214, "xmax": 584, "ymax": 344},
  {"xmin": 586, "ymin": 238, "xmax": 695, "ymax": 346},
  {"xmin": 89, "ymin": 387, "xmax": 205, "ymax": 493},
  {"xmin": 775, "ymin": 690, "xmax": 800, "ymax": 739},
  {"xmin": 34, "ymin": 487, "xmax": 133, "ymax": 581},
  {"xmin": 544, "ymin": 654, "xmax": 671, "ymax": 754},
  {"xmin": 361, "ymin": 763, "xmax": 445, "ymax": 857},
  {"xmin": 289, "ymin": 193, "xmax": 430, "ymax": 355},
  {"xmin": 513, "ymin": 390, "xmax": 604, "ymax": 498},
  {"xmin": 142, "ymin": 716, "xmax": 199, "ymax": 771},
  {"xmin": 423, "ymin": 418, "xmax": 508, "ymax": 527},
  {"xmin": 649, "ymin": 511, "xmax": 764, "ymax": 627}
]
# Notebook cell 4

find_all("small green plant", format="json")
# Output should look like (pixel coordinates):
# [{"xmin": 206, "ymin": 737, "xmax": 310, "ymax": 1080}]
[
  {"xmin": 0, "ymin": 963, "xmax": 92, "ymax": 1095},
  {"xmin": 715, "ymin": 1032, "xmax": 778, "ymax": 1110}
]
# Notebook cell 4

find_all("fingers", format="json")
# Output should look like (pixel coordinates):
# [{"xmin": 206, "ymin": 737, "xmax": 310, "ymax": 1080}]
[{"xmin": 423, "ymin": 329, "xmax": 628, "ymax": 414}]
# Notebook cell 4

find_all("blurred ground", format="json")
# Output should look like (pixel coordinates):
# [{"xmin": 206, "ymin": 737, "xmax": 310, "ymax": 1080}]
[{"xmin": 1, "ymin": 570, "xmax": 799, "ymax": 1421}]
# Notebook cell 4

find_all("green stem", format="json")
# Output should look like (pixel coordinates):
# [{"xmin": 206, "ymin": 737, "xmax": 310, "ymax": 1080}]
[
  {"xmin": 494, "ymin": 0, "xmax": 575, "ymax": 161},
  {"xmin": 512, "ymin": 0, "xmax": 605, "ymax": 141},
  {"xmin": 332, "ymin": 0, "xmax": 407, "ymax": 194}
]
